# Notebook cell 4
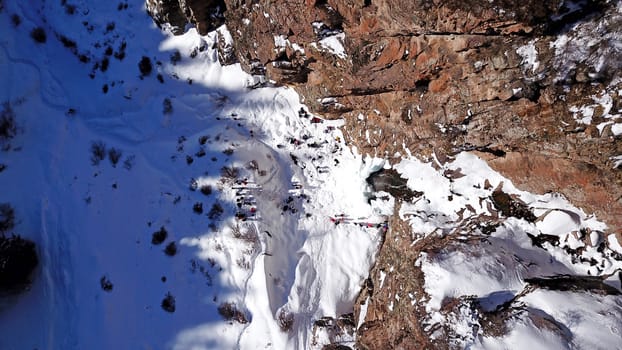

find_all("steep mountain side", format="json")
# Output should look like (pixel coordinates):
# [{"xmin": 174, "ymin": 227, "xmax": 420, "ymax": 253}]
[
  {"xmin": 0, "ymin": 0, "xmax": 619, "ymax": 349},
  {"xmin": 151, "ymin": 0, "xmax": 622, "ymax": 234},
  {"xmin": 146, "ymin": 1, "xmax": 622, "ymax": 348}
]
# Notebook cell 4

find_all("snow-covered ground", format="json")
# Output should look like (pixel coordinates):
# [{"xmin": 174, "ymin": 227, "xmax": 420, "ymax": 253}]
[
  {"xmin": 1, "ymin": 1, "xmax": 621, "ymax": 350},
  {"xmin": 391, "ymin": 154, "xmax": 622, "ymax": 349},
  {"xmin": 0, "ymin": 1, "xmax": 384, "ymax": 349}
]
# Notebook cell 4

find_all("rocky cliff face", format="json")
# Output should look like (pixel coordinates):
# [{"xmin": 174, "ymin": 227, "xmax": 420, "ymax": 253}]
[
  {"xmin": 151, "ymin": 0, "xmax": 621, "ymax": 233},
  {"xmin": 146, "ymin": 0, "xmax": 226, "ymax": 35},
  {"xmin": 225, "ymin": 0, "xmax": 622, "ymax": 233},
  {"xmin": 147, "ymin": 0, "xmax": 622, "ymax": 347}
]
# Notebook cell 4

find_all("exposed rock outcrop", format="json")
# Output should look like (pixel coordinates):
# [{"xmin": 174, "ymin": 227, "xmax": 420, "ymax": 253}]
[
  {"xmin": 227, "ymin": 0, "xmax": 622, "ymax": 233},
  {"xmin": 148, "ymin": 0, "xmax": 621, "ymax": 233},
  {"xmin": 147, "ymin": 0, "xmax": 622, "ymax": 347},
  {"xmin": 146, "ymin": 0, "xmax": 226, "ymax": 35}
]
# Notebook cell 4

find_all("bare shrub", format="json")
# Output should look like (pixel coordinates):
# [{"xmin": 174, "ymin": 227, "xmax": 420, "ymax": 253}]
[
  {"xmin": 11, "ymin": 14, "xmax": 20, "ymax": 27},
  {"xmin": 100, "ymin": 275, "xmax": 113, "ymax": 292},
  {"xmin": 236, "ymin": 256, "xmax": 250, "ymax": 269},
  {"xmin": 207, "ymin": 203, "xmax": 224, "ymax": 220},
  {"xmin": 151, "ymin": 226, "xmax": 168, "ymax": 245},
  {"xmin": 230, "ymin": 223, "xmax": 259, "ymax": 245},
  {"xmin": 193, "ymin": 202, "xmax": 203, "ymax": 214},
  {"xmin": 138, "ymin": 56, "xmax": 152, "ymax": 76},
  {"xmin": 170, "ymin": 50, "xmax": 181, "ymax": 65},
  {"xmin": 217, "ymin": 302, "xmax": 248, "ymax": 323},
  {"xmin": 277, "ymin": 310, "xmax": 294, "ymax": 332},
  {"xmin": 161, "ymin": 292, "xmax": 175, "ymax": 313},
  {"xmin": 90, "ymin": 141, "xmax": 107, "ymax": 165},
  {"xmin": 164, "ymin": 241, "xmax": 177, "ymax": 256},
  {"xmin": 0, "ymin": 203, "xmax": 15, "ymax": 233},
  {"xmin": 246, "ymin": 160, "xmax": 259, "ymax": 171},
  {"xmin": 200, "ymin": 185, "xmax": 212, "ymax": 196},
  {"xmin": 100, "ymin": 57, "xmax": 109, "ymax": 72},
  {"xmin": 220, "ymin": 165, "xmax": 239, "ymax": 183},
  {"xmin": 30, "ymin": 27, "xmax": 46, "ymax": 43},
  {"xmin": 123, "ymin": 155, "xmax": 135, "ymax": 170},
  {"xmin": 0, "ymin": 102, "xmax": 17, "ymax": 141},
  {"xmin": 64, "ymin": 4, "xmax": 76, "ymax": 15},
  {"xmin": 108, "ymin": 147, "xmax": 122, "ymax": 167},
  {"xmin": 163, "ymin": 98, "xmax": 173, "ymax": 114},
  {"xmin": 0, "ymin": 234, "xmax": 38, "ymax": 292},
  {"xmin": 189, "ymin": 178, "xmax": 198, "ymax": 191}
]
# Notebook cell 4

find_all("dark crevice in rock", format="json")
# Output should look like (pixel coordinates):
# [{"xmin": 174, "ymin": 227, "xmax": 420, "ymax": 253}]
[
  {"xmin": 476, "ymin": 145, "xmax": 506, "ymax": 157},
  {"xmin": 414, "ymin": 78, "xmax": 430, "ymax": 93},
  {"xmin": 545, "ymin": 0, "xmax": 612, "ymax": 35},
  {"xmin": 146, "ymin": 0, "xmax": 226, "ymax": 35},
  {"xmin": 525, "ymin": 275, "xmax": 621, "ymax": 295},
  {"xmin": 453, "ymin": 144, "xmax": 506, "ymax": 158},
  {"xmin": 349, "ymin": 87, "xmax": 393, "ymax": 96}
]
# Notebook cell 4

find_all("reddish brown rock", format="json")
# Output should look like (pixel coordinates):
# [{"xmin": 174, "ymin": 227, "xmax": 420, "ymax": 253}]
[
  {"xmin": 215, "ymin": 0, "xmax": 621, "ymax": 233},
  {"xmin": 147, "ymin": 0, "xmax": 622, "ymax": 347}
]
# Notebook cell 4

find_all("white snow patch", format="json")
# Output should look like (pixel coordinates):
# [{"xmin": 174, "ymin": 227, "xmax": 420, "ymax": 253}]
[
  {"xmin": 516, "ymin": 40, "xmax": 539, "ymax": 72},
  {"xmin": 318, "ymin": 33, "xmax": 347, "ymax": 59},
  {"xmin": 608, "ymin": 234, "xmax": 622, "ymax": 254}
]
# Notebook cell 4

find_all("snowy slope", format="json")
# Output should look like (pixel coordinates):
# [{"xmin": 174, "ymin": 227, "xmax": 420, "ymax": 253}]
[
  {"xmin": 2, "ymin": 1, "xmax": 621, "ymax": 350},
  {"xmin": 0, "ymin": 1, "xmax": 384, "ymax": 349},
  {"xmin": 388, "ymin": 154, "xmax": 622, "ymax": 349}
]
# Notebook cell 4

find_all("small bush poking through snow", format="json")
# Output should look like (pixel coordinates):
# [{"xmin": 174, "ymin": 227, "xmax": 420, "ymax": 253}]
[
  {"xmin": 162, "ymin": 98, "xmax": 172, "ymax": 114},
  {"xmin": 151, "ymin": 226, "xmax": 168, "ymax": 245},
  {"xmin": 277, "ymin": 310, "xmax": 294, "ymax": 332},
  {"xmin": 161, "ymin": 292, "xmax": 175, "ymax": 313},
  {"xmin": 207, "ymin": 203, "xmax": 224, "ymax": 220},
  {"xmin": 170, "ymin": 50, "xmax": 181, "ymax": 65},
  {"xmin": 0, "ymin": 234, "xmax": 38, "ymax": 292},
  {"xmin": 220, "ymin": 166, "xmax": 239, "ymax": 182},
  {"xmin": 64, "ymin": 4, "xmax": 76, "ymax": 15},
  {"xmin": 11, "ymin": 14, "xmax": 20, "ymax": 27},
  {"xmin": 0, "ymin": 203, "xmax": 15, "ymax": 233},
  {"xmin": 192, "ymin": 202, "xmax": 203, "ymax": 214},
  {"xmin": 90, "ymin": 141, "xmax": 107, "ymax": 165},
  {"xmin": 122, "ymin": 155, "xmax": 135, "ymax": 170},
  {"xmin": 108, "ymin": 147, "xmax": 122, "ymax": 167},
  {"xmin": 100, "ymin": 276, "xmax": 113, "ymax": 292},
  {"xmin": 0, "ymin": 102, "xmax": 17, "ymax": 141},
  {"xmin": 100, "ymin": 57, "xmax": 109, "ymax": 72},
  {"xmin": 138, "ymin": 56, "xmax": 152, "ymax": 76},
  {"xmin": 217, "ymin": 302, "xmax": 248, "ymax": 323},
  {"xmin": 30, "ymin": 27, "xmax": 46, "ymax": 43},
  {"xmin": 164, "ymin": 241, "xmax": 177, "ymax": 256},
  {"xmin": 246, "ymin": 160, "xmax": 259, "ymax": 171},
  {"xmin": 200, "ymin": 185, "xmax": 212, "ymax": 196},
  {"xmin": 231, "ymin": 224, "xmax": 259, "ymax": 245},
  {"xmin": 189, "ymin": 178, "xmax": 198, "ymax": 191}
]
